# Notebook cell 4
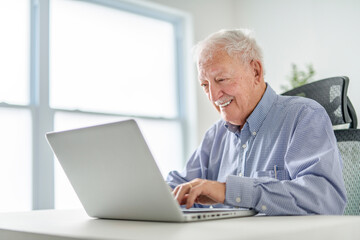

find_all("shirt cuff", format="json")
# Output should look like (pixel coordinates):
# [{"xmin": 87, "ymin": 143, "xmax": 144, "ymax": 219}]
[{"xmin": 224, "ymin": 175, "xmax": 256, "ymax": 208}]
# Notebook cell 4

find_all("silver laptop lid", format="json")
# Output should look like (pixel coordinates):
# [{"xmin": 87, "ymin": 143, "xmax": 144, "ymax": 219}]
[{"xmin": 46, "ymin": 119, "xmax": 185, "ymax": 222}]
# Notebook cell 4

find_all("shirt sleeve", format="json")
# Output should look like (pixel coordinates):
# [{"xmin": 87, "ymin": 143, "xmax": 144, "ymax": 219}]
[{"xmin": 225, "ymin": 106, "xmax": 347, "ymax": 215}]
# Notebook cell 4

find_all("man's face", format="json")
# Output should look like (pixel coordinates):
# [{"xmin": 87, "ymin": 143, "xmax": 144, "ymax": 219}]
[{"xmin": 198, "ymin": 50, "xmax": 264, "ymax": 126}]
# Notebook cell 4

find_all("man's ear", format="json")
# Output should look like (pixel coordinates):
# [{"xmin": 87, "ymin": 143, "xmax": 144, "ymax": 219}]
[{"xmin": 250, "ymin": 60, "xmax": 263, "ymax": 84}]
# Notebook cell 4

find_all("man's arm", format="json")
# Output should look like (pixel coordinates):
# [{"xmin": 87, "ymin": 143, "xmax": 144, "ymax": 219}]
[
  {"xmin": 174, "ymin": 107, "xmax": 347, "ymax": 215},
  {"xmin": 224, "ymin": 107, "xmax": 347, "ymax": 215}
]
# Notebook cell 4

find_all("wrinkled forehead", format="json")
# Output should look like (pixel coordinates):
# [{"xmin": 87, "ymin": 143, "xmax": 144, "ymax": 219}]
[
  {"xmin": 197, "ymin": 47, "xmax": 246, "ymax": 69},
  {"xmin": 197, "ymin": 50, "xmax": 240, "ymax": 80},
  {"xmin": 197, "ymin": 48, "xmax": 230, "ymax": 69}
]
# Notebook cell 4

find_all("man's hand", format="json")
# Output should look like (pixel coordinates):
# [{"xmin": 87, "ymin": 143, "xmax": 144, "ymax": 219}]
[{"xmin": 172, "ymin": 179, "xmax": 226, "ymax": 209}]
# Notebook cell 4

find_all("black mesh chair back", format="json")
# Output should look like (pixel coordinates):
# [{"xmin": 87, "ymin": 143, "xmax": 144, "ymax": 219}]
[
  {"xmin": 282, "ymin": 76, "xmax": 357, "ymax": 129},
  {"xmin": 335, "ymin": 129, "xmax": 360, "ymax": 215}
]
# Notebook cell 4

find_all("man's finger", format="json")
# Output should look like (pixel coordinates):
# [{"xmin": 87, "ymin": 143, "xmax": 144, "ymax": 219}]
[
  {"xmin": 186, "ymin": 187, "xmax": 203, "ymax": 209},
  {"xmin": 172, "ymin": 185, "xmax": 180, "ymax": 196},
  {"xmin": 179, "ymin": 194, "xmax": 189, "ymax": 205},
  {"xmin": 174, "ymin": 183, "xmax": 192, "ymax": 205}
]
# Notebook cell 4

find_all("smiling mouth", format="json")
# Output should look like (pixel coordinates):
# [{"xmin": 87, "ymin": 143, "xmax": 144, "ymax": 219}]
[{"xmin": 215, "ymin": 98, "xmax": 233, "ymax": 108}]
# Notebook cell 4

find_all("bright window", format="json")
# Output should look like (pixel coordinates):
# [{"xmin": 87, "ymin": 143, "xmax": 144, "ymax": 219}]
[
  {"xmin": 50, "ymin": 0, "xmax": 177, "ymax": 118},
  {"xmin": 0, "ymin": 0, "xmax": 190, "ymax": 212},
  {"xmin": 0, "ymin": 1, "xmax": 30, "ymax": 105},
  {"xmin": 0, "ymin": 1, "xmax": 31, "ymax": 212},
  {"xmin": 49, "ymin": 0, "xmax": 186, "ymax": 209},
  {"xmin": 0, "ymin": 109, "xmax": 32, "ymax": 212}
]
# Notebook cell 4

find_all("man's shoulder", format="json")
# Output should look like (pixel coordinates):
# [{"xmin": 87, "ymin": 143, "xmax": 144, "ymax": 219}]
[
  {"xmin": 275, "ymin": 94, "xmax": 325, "ymax": 113},
  {"xmin": 260, "ymin": 94, "xmax": 333, "ymax": 141},
  {"xmin": 266, "ymin": 94, "xmax": 329, "ymax": 127}
]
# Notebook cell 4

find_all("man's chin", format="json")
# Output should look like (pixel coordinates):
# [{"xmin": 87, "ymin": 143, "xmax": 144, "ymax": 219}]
[
  {"xmin": 221, "ymin": 114, "xmax": 232, "ymax": 123},
  {"xmin": 221, "ymin": 114, "xmax": 242, "ymax": 126}
]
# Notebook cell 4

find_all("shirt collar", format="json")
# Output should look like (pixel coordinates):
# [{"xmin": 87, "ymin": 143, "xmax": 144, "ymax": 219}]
[{"xmin": 224, "ymin": 83, "xmax": 277, "ymax": 134}]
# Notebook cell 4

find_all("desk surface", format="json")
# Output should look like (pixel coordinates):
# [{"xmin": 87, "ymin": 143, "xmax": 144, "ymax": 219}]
[{"xmin": 0, "ymin": 209, "xmax": 359, "ymax": 240}]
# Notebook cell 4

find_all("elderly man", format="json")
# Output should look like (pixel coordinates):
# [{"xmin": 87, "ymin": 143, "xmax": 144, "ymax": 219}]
[{"xmin": 167, "ymin": 29, "xmax": 347, "ymax": 215}]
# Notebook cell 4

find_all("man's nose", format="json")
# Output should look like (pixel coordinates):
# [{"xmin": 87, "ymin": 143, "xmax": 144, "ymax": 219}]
[{"xmin": 208, "ymin": 83, "xmax": 221, "ymax": 102}]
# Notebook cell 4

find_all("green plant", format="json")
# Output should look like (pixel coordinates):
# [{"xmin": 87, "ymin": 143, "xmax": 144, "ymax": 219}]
[{"xmin": 281, "ymin": 63, "xmax": 316, "ymax": 91}]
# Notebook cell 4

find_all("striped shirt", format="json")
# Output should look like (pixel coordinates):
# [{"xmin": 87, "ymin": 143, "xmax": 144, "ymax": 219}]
[{"xmin": 167, "ymin": 84, "xmax": 347, "ymax": 215}]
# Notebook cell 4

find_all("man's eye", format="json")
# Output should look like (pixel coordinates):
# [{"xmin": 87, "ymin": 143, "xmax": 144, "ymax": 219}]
[{"xmin": 201, "ymin": 84, "xmax": 209, "ymax": 92}]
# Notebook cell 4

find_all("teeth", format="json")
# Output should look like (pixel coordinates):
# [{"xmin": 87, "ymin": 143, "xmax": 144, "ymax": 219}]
[
  {"xmin": 215, "ymin": 96, "xmax": 234, "ymax": 108},
  {"xmin": 216, "ymin": 99, "xmax": 232, "ymax": 108}
]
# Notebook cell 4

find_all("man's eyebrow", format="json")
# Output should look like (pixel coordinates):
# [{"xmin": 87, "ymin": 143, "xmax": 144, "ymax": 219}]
[
  {"xmin": 203, "ymin": 69, "xmax": 224, "ymax": 77},
  {"xmin": 213, "ymin": 71, "xmax": 233, "ymax": 79}
]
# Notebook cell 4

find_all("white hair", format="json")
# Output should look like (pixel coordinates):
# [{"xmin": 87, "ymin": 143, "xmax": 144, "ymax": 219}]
[{"xmin": 193, "ymin": 29, "xmax": 263, "ymax": 66}]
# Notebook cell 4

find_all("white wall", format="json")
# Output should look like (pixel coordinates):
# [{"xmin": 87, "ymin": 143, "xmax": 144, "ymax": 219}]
[
  {"xmin": 235, "ymin": 0, "xmax": 360, "ymax": 109},
  {"xmin": 147, "ymin": 0, "xmax": 360, "ymax": 146}
]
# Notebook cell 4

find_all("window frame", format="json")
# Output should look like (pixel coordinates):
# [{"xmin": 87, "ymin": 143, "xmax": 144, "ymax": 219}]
[{"xmin": 20, "ymin": 0, "xmax": 196, "ymax": 210}]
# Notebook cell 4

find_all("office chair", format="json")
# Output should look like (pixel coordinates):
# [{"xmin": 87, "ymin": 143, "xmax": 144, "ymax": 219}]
[
  {"xmin": 282, "ymin": 76, "xmax": 359, "ymax": 215},
  {"xmin": 335, "ymin": 129, "xmax": 360, "ymax": 215},
  {"xmin": 282, "ymin": 76, "xmax": 357, "ymax": 129}
]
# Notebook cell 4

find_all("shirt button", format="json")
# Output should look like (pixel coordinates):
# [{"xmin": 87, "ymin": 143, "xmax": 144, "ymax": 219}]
[
  {"xmin": 242, "ymin": 144, "xmax": 247, "ymax": 149},
  {"xmin": 261, "ymin": 205, "xmax": 267, "ymax": 211},
  {"xmin": 252, "ymin": 131, "xmax": 257, "ymax": 136},
  {"xmin": 236, "ymin": 197, "xmax": 241, "ymax": 203}
]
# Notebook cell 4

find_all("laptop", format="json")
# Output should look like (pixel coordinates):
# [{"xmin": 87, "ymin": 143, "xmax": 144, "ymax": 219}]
[{"xmin": 46, "ymin": 119, "xmax": 256, "ymax": 222}]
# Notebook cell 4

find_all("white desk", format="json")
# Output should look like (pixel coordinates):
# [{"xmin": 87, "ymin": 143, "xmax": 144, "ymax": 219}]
[{"xmin": 0, "ymin": 209, "xmax": 359, "ymax": 240}]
